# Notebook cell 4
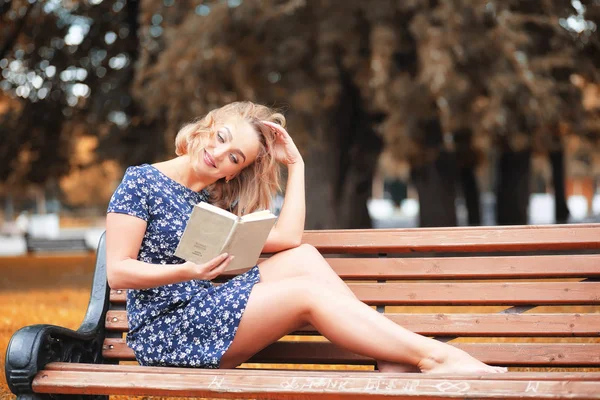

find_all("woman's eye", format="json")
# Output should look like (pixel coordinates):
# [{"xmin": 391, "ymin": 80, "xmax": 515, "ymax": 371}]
[
  {"xmin": 217, "ymin": 133, "xmax": 224, "ymax": 142},
  {"xmin": 229, "ymin": 154, "xmax": 238, "ymax": 164}
]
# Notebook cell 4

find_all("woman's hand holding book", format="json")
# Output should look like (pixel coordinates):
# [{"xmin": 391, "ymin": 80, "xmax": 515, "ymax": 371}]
[{"xmin": 181, "ymin": 253, "xmax": 235, "ymax": 281}]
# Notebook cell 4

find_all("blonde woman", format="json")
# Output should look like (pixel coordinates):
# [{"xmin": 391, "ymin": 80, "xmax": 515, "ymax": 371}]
[{"xmin": 106, "ymin": 101, "xmax": 506, "ymax": 373}]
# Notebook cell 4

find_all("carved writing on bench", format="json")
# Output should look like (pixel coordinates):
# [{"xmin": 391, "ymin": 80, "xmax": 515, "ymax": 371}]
[
  {"xmin": 187, "ymin": 376, "xmax": 596, "ymax": 396},
  {"xmin": 208, "ymin": 377, "xmax": 225, "ymax": 389},
  {"xmin": 281, "ymin": 378, "xmax": 352, "ymax": 391},
  {"xmin": 279, "ymin": 378, "xmax": 472, "ymax": 393},
  {"xmin": 434, "ymin": 381, "xmax": 471, "ymax": 393},
  {"xmin": 526, "ymin": 381, "xmax": 540, "ymax": 393}
]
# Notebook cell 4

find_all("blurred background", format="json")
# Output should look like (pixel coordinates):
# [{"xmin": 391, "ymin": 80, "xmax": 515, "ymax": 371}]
[
  {"xmin": 1, "ymin": 0, "xmax": 599, "ymax": 396},
  {"xmin": 0, "ymin": 0, "xmax": 600, "ymax": 254}
]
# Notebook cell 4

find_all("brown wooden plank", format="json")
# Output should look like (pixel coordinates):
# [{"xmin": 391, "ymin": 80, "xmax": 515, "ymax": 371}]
[
  {"xmin": 218, "ymin": 254, "xmax": 600, "ymax": 280},
  {"xmin": 346, "ymin": 282, "xmax": 600, "ymax": 305},
  {"xmin": 33, "ymin": 369, "xmax": 600, "ymax": 399},
  {"xmin": 105, "ymin": 254, "xmax": 600, "ymax": 285},
  {"xmin": 324, "ymin": 223, "xmax": 600, "ymax": 234},
  {"xmin": 109, "ymin": 282, "xmax": 600, "ymax": 305},
  {"xmin": 254, "ymin": 343, "xmax": 600, "ymax": 367},
  {"xmin": 102, "ymin": 338, "xmax": 600, "ymax": 366},
  {"xmin": 298, "ymin": 225, "xmax": 600, "ymax": 254},
  {"xmin": 105, "ymin": 311, "xmax": 600, "ymax": 336},
  {"xmin": 43, "ymin": 362, "xmax": 600, "ymax": 381}
]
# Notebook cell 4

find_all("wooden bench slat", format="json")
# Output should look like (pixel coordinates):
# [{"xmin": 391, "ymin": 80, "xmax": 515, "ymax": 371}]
[
  {"xmin": 221, "ymin": 254, "xmax": 600, "ymax": 280},
  {"xmin": 300, "ymin": 225, "xmax": 600, "ymax": 253},
  {"xmin": 102, "ymin": 339, "xmax": 600, "ymax": 366},
  {"xmin": 33, "ymin": 369, "xmax": 600, "ymax": 399},
  {"xmin": 110, "ymin": 282, "xmax": 600, "ymax": 305},
  {"xmin": 330, "ymin": 224, "xmax": 600, "ymax": 233},
  {"xmin": 105, "ymin": 311, "xmax": 600, "ymax": 336},
  {"xmin": 43, "ymin": 363, "xmax": 600, "ymax": 381},
  {"xmin": 247, "ymin": 342, "xmax": 600, "ymax": 366},
  {"xmin": 348, "ymin": 282, "xmax": 600, "ymax": 305}
]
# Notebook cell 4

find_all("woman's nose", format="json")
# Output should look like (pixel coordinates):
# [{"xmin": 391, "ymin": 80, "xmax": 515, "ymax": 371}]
[{"xmin": 213, "ymin": 144, "xmax": 228, "ymax": 160}]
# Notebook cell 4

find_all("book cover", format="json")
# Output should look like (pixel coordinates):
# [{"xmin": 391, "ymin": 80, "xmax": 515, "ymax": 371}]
[{"xmin": 174, "ymin": 202, "xmax": 277, "ymax": 272}]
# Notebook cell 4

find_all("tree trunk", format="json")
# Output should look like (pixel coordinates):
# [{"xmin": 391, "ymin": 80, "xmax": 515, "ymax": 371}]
[
  {"xmin": 35, "ymin": 187, "xmax": 46, "ymax": 215},
  {"xmin": 411, "ymin": 151, "xmax": 458, "ymax": 227},
  {"xmin": 304, "ymin": 63, "xmax": 382, "ymax": 229},
  {"xmin": 549, "ymin": 149, "xmax": 570, "ymax": 224},
  {"xmin": 304, "ymin": 126, "xmax": 380, "ymax": 229},
  {"xmin": 454, "ymin": 128, "xmax": 481, "ymax": 226},
  {"xmin": 4, "ymin": 194, "xmax": 14, "ymax": 222},
  {"xmin": 460, "ymin": 166, "xmax": 481, "ymax": 225},
  {"xmin": 304, "ymin": 146, "xmax": 338, "ymax": 229},
  {"xmin": 496, "ymin": 149, "xmax": 531, "ymax": 225}
]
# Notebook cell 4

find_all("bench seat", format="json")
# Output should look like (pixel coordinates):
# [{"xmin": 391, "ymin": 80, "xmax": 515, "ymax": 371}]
[
  {"xmin": 33, "ymin": 363, "xmax": 600, "ymax": 399},
  {"xmin": 6, "ymin": 223, "xmax": 600, "ymax": 399}
]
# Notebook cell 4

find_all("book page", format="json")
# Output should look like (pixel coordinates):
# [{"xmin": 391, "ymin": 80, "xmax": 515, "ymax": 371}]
[
  {"xmin": 222, "ymin": 216, "xmax": 276, "ymax": 272},
  {"xmin": 174, "ymin": 203, "xmax": 238, "ymax": 265},
  {"xmin": 197, "ymin": 201, "xmax": 238, "ymax": 219},
  {"xmin": 240, "ymin": 209, "xmax": 275, "ymax": 222}
]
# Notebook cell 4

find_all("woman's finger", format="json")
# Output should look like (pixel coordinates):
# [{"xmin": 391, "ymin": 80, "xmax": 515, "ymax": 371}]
[
  {"xmin": 262, "ymin": 120, "xmax": 289, "ymax": 137},
  {"xmin": 205, "ymin": 253, "xmax": 229, "ymax": 270},
  {"xmin": 210, "ymin": 256, "xmax": 234, "ymax": 279}
]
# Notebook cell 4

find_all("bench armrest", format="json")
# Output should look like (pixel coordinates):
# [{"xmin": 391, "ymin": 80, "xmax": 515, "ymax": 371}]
[
  {"xmin": 5, "ymin": 324, "xmax": 105, "ymax": 395},
  {"xmin": 5, "ymin": 232, "xmax": 111, "ymax": 396}
]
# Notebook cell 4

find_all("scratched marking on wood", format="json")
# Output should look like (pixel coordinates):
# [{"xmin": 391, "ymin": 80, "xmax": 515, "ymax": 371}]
[
  {"xmin": 526, "ymin": 381, "xmax": 540, "ymax": 393},
  {"xmin": 279, "ymin": 377, "xmax": 474, "ymax": 393}
]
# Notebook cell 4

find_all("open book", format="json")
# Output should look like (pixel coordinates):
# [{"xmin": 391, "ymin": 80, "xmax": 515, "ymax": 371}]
[{"xmin": 174, "ymin": 202, "xmax": 277, "ymax": 272}]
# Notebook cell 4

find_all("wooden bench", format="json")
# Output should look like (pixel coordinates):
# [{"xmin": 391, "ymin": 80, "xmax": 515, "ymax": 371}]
[
  {"xmin": 26, "ymin": 237, "xmax": 91, "ymax": 253},
  {"xmin": 5, "ymin": 224, "xmax": 600, "ymax": 399}
]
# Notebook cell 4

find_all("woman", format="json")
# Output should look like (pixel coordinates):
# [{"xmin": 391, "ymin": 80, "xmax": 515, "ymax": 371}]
[{"xmin": 106, "ymin": 101, "xmax": 506, "ymax": 373}]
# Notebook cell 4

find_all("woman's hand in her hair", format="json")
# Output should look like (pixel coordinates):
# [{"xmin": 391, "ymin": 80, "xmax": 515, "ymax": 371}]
[
  {"xmin": 262, "ymin": 120, "xmax": 303, "ymax": 166},
  {"xmin": 181, "ymin": 253, "xmax": 234, "ymax": 281}
]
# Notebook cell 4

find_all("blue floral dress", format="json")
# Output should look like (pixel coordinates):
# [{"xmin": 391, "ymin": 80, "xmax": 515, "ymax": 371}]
[{"xmin": 106, "ymin": 164, "xmax": 261, "ymax": 368}]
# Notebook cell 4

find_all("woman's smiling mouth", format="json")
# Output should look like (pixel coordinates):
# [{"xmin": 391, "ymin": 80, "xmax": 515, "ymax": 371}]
[{"xmin": 204, "ymin": 149, "xmax": 217, "ymax": 168}]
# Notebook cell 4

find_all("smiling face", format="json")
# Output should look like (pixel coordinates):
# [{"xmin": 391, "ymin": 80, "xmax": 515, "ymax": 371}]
[
  {"xmin": 195, "ymin": 115, "xmax": 261, "ymax": 182},
  {"xmin": 174, "ymin": 101, "xmax": 284, "ymax": 214}
]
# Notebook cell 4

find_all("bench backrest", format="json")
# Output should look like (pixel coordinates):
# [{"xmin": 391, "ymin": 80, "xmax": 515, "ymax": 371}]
[{"xmin": 99, "ymin": 225, "xmax": 600, "ymax": 369}]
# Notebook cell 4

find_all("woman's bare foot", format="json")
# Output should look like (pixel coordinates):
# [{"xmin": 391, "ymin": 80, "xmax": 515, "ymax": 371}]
[
  {"xmin": 377, "ymin": 360, "xmax": 421, "ymax": 373},
  {"xmin": 418, "ymin": 347, "xmax": 508, "ymax": 374}
]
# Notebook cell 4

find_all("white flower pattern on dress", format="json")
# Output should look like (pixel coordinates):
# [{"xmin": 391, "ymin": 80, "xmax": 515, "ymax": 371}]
[{"xmin": 107, "ymin": 164, "xmax": 260, "ymax": 368}]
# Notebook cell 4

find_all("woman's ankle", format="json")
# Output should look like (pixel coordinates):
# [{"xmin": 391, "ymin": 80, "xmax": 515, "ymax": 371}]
[{"xmin": 416, "ymin": 348, "xmax": 449, "ymax": 372}]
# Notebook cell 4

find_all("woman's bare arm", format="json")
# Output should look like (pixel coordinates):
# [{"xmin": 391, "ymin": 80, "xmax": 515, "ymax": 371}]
[
  {"xmin": 263, "ymin": 161, "xmax": 305, "ymax": 252},
  {"xmin": 260, "ymin": 121, "xmax": 305, "ymax": 253},
  {"xmin": 106, "ymin": 213, "xmax": 232, "ymax": 290}
]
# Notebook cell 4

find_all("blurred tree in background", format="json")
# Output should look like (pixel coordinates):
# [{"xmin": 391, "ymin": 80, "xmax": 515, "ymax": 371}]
[
  {"xmin": 1, "ymin": 0, "xmax": 598, "ymax": 228},
  {"xmin": 0, "ymin": 0, "xmax": 141, "ymax": 211}
]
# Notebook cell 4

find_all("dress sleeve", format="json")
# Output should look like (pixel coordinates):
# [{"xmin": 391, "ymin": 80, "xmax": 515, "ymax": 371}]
[{"xmin": 106, "ymin": 166, "xmax": 150, "ymax": 222}]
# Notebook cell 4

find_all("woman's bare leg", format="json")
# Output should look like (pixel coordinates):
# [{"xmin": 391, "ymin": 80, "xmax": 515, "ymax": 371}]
[
  {"xmin": 257, "ymin": 244, "xmax": 354, "ymax": 296},
  {"xmin": 257, "ymin": 244, "xmax": 418, "ymax": 372},
  {"xmin": 220, "ymin": 277, "xmax": 506, "ymax": 374}
]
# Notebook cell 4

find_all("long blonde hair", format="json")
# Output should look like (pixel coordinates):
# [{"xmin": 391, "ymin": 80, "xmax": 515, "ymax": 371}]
[{"xmin": 175, "ymin": 102, "xmax": 284, "ymax": 215}]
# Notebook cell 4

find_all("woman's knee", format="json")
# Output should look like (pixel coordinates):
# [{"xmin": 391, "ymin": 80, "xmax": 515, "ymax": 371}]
[
  {"xmin": 293, "ymin": 244, "xmax": 332, "ymax": 271},
  {"xmin": 259, "ymin": 244, "xmax": 335, "ymax": 283},
  {"xmin": 288, "ymin": 243, "xmax": 321, "ymax": 259}
]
